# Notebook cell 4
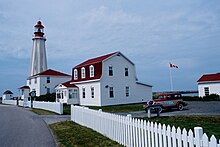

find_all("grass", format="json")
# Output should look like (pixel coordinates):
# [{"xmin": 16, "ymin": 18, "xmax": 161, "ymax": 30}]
[
  {"xmin": 49, "ymin": 121, "xmax": 123, "ymax": 147},
  {"xmin": 31, "ymin": 108, "xmax": 59, "ymax": 115},
  {"xmin": 145, "ymin": 115, "xmax": 220, "ymax": 139},
  {"xmin": 63, "ymin": 104, "xmax": 71, "ymax": 115},
  {"xmin": 89, "ymin": 103, "xmax": 145, "ymax": 113}
]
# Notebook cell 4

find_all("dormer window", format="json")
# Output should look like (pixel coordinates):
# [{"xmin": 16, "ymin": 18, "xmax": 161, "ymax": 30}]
[
  {"xmin": 74, "ymin": 69, "xmax": 78, "ymax": 80},
  {"xmin": 90, "ymin": 65, "xmax": 94, "ymax": 77},
  {"xmin": 81, "ymin": 67, "xmax": 86, "ymax": 78}
]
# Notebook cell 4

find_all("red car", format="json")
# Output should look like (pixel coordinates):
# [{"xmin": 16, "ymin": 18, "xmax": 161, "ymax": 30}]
[{"xmin": 144, "ymin": 93, "xmax": 187, "ymax": 112}]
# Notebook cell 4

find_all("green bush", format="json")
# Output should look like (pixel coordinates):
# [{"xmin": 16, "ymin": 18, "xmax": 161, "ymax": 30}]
[
  {"xmin": 183, "ymin": 94, "xmax": 220, "ymax": 101},
  {"xmin": 203, "ymin": 94, "xmax": 220, "ymax": 101},
  {"xmin": 35, "ymin": 93, "xmax": 56, "ymax": 102}
]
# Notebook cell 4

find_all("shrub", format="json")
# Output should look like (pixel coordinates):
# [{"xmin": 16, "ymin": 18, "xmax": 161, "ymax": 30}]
[
  {"xmin": 35, "ymin": 93, "xmax": 56, "ymax": 102},
  {"xmin": 202, "ymin": 94, "xmax": 220, "ymax": 101}
]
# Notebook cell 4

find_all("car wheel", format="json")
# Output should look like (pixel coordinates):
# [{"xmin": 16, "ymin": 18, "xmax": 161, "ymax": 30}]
[
  {"xmin": 178, "ymin": 103, "xmax": 184, "ymax": 111},
  {"xmin": 158, "ymin": 106, "xmax": 163, "ymax": 113}
]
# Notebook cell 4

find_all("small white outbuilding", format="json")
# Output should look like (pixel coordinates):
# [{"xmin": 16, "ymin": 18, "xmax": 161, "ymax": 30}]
[
  {"xmin": 2, "ymin": 90, "xmax": 13, "ymax": 100},
  {"xmin": 197, "ymin": 73, "xmax": 220, "ymax": 97}
]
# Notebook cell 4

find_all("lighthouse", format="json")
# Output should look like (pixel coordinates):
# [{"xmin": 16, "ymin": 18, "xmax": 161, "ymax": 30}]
[{"xmin": 29, "ymin": 21, "xmax": 47, "ymax": 76}]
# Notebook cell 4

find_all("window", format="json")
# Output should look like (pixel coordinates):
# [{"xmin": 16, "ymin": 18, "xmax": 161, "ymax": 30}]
[
  {"xmin": 82, "ymin": 88, "xmax": 86, "ymax": 98},
  {"xmin": 90, "ymin": 65, "xmax": 94, "ymax": 77},
  {"xmin": 125, "ymin": 68, "xmax": 129, "ymax": 76},
  {"xmin": 47, "ymin": 88, "xmax": 50, "ymax": 94},
  {"xmin": 29, "ymin": 79, "xmax": 31, "ymax": 85},
  {"xmin": 74, "ymin": 69, "xmax": 78, "ymax": 80},
  {"xmin": 204, "ymin": 87, "xmax": 209, "ymax": 96},
  {"xmin": 69, "ymin": 89, "xmax": 78, "ymax": 99},
  {"xmin": 126, "ymin": 86, "xmax": 130, "ymax": 97},
  {"xmin": 109, "ymin": 66, "xmax": 113, "ymax": 76},
  {"xmin": 91, "ymin": 87, "xmax": 94, "ymax": 98},
  {"xmin": 34, "ymin": 77, "xmax": 37, "ymax": 84},
  {"xmin": 109, "ymin": 87, "xmax": 114, "ymax": 98},
  {"xmin": 46, "ymin": 77, "xmax": 50, "ymax": 83},
  {"xmin": 81, "ymin": 67, "xmax": 86, "ymax": 78}
]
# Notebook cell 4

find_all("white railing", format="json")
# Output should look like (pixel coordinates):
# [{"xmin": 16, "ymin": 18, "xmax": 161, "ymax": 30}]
[{"xmin": 71, "ymin": 105, "xmax": 220, "ymax": 147}]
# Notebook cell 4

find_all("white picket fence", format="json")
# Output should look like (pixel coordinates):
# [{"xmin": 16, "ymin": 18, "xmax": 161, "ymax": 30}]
[
  {"xmin": 2, "ymin": 100, "xmax": 63, "ymax": 114},
  {"xmin": 2, "ymin": 99, "xmax": 17, "ymax": 105},
  {"xmin": 71, "ymin": 105, "xmax": 220, "ymax": 147},
  {"xmin": 33, "ymin": 101, "xmax": 63, "ymax": 114}
]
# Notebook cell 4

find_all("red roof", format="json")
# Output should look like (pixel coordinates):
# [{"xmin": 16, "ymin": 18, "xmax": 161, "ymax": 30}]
[
  {"xmin": 74, "ymin": 52, "xmax": 117, "ymax": 68},
  {"xmin": 3, "ymin": 90, "xmax": 13, "ymax": 94},
  {"xmin": 18, "ymin": 86, "xmax": 30, "ymax": 89},
  {"xmin": 62, "ymin": 81, "xmax": 78, "ymax": 88},
  {"xmin": 197, "ymin": 73, "xmax": 220, "ymax": 82},
  {"xmin": 31, "ymin": 69, "xmax": 71, "ymax": 78}
]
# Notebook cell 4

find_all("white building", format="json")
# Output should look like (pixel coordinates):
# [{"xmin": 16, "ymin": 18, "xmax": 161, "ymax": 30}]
[
  {"xmin": 55, "ymin": 81, "xmax": 79, "ymax": 104},
  {"xmin": 197, "ymin": 73, "xmax": 220, "ymax": 97},
  {"xmin": 2, "ymin": 90, "xmax": 13, "ymax": 100},
  {"xmin": 18, "ymin": 86, "xmax": 30, "ymax": 100},
  {"xmin": 27, "ymin": 69, "xmax": 71, "ymax": 96},
  {"xmin": 56, "ymin": 51, "xmax": 152, "ymax": 106}
]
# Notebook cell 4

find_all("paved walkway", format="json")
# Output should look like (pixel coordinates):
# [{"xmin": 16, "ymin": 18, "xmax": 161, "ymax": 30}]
[{"xmin": 0, "ymin": 105, "xmax": 56, "ymax": 147}]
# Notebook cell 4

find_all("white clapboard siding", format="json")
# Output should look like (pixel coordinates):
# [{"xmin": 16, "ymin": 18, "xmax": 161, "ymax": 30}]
[{"xmin": 71, "ymin": 105, "xmax": 220, "ymax": 147}]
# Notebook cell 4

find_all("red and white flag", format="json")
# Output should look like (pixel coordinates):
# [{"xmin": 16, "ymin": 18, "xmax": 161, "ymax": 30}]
[{"xmin": 170, "ymin": 63, "xmax": 178, "ymax": 68}]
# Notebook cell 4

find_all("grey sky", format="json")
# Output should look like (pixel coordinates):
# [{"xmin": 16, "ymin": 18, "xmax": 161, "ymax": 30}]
[{"xmin": 0, "ymin": 0, "xmax": 220, "ymax": 95}]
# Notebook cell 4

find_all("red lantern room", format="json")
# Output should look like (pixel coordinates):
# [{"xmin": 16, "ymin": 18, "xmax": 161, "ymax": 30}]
[{"xmin": 34, "ymin": 21, "xmax": 45, "ymax": 37}]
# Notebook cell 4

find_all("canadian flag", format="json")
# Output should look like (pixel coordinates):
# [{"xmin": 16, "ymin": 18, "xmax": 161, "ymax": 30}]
[{"xmin": 170, "ymin": 63, "xmax": 178, "ymax": 68}]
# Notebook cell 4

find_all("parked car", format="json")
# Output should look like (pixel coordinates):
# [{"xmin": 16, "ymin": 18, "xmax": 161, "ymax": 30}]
[{"xmin": 143, "ymin": 93, "xmax": 187, "ymax": 112}]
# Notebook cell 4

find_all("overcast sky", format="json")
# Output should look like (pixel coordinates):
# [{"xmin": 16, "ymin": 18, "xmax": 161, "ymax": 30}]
[{"xmin": 0, "ymin": 0, "xmax": 220, "ymax": 96}]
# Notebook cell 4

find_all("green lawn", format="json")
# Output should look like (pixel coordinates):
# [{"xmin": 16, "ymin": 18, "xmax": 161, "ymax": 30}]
[
  {"xmin": 145, "ymin": 115, "xmax": 220, "ymax": 139},
  {"xmin": 49, "ymin": 121, "xmax": 123, "ymax": 147},
  {"xmin": 89, "ymin": 103, "xmax": 145, "ymax": 113},
  {"xmin": 31, "ymin": 108, "xmax": 58, "ymax": 115}
]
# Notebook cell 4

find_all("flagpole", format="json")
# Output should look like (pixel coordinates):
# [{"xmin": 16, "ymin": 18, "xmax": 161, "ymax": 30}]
[{"xmin": 169, "ymin": 63, "xmax": 173, "ymax": 91}]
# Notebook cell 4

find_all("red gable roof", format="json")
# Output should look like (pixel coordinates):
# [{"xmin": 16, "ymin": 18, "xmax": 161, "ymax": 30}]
[
  {"xmin": 197, "ymin": 73, "xmax": 220, "ymax": 82},
  {"xmin": 3, "ymin": 90, "xmax": 13, "ymax": 94},
  {"xmin": 62, "ymin": 81, "xmax": 78, "ymax": 88},
  {"xmin": 72, "ymin": 52, "xmax": 118, "ymax": 82},
  {"xmin": 31, "ymin": 69, "xmax": 71, "ymax": 78},
  {"xmin": 74, "ymin": 52, "xmax": 117, "ymax": 68},
  {"xmin": 18, "ymin": 86, "xmax": 30, "ymax": 89}
]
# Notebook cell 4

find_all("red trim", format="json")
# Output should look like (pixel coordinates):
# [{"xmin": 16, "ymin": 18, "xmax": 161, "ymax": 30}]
[
  {"xmin": 18, "ymin": 86, "xmax": 30, "ymax": 89},
  {"xmin": 3, "ymin": 90, "xmax": 13, "ymax": 94},
  {"xmin": 197, "ymin": 73, "xmax": 220, "ymax": 82},
  {"xmin": 62, "ymin": 81, "xmax": 78, "ymax": 88},
  {"xmin": 30, "ymin": 69, "xmax": 71, "ymax": 78}
]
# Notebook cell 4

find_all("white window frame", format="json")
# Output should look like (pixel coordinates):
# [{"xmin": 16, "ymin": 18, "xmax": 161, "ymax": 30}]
[
  {"xmin": 74, "ymin": 69, "xmax": 78, "ymax": 80},
  {"xmin": 109, "ymin": 87, "xmax": 114, "ymax": 98},
  {"xmin": 91, "ymin": 87, "xmax": 94, "ymax": 98},
  {"xmin": 126, "ymin": 86, "xmax": 130, "ymax": 97},
  {"xmin": 82, "ymin": 88, "xmax": 86, "ymax": 98},
  {"xmin": 81, "ymin": 67, "xmax": 86, "ymax": 79},
  {"xmin": 46, "ymin": 77, "xmax": 50, "ymax": 83},
  {"xmin": 90, "ymin": 65, "xmax": 94, "ymax": 77},
  {"xmin": 125, "ymin": 68, "xmax": 129, "ymax": 76},
  {"xmin": 109, "ymin": 66, "xmax": 113, "ymax": 76}
]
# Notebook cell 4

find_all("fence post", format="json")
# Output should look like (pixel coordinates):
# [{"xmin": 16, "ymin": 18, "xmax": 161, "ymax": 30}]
[{"xmin": 194, "ymin": 127, "xmax": 203, "ymax": 147}]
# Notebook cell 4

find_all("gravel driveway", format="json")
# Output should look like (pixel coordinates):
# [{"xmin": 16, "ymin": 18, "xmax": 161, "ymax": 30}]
[{"xmin": 117, "ymin": 101, "xmax": 220, "ymax": 118}]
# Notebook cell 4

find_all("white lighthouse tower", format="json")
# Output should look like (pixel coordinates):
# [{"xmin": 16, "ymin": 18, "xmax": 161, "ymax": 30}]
[{"xmin": 29, "ymin": 21, "xmax": 47, "ymax": 76}]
